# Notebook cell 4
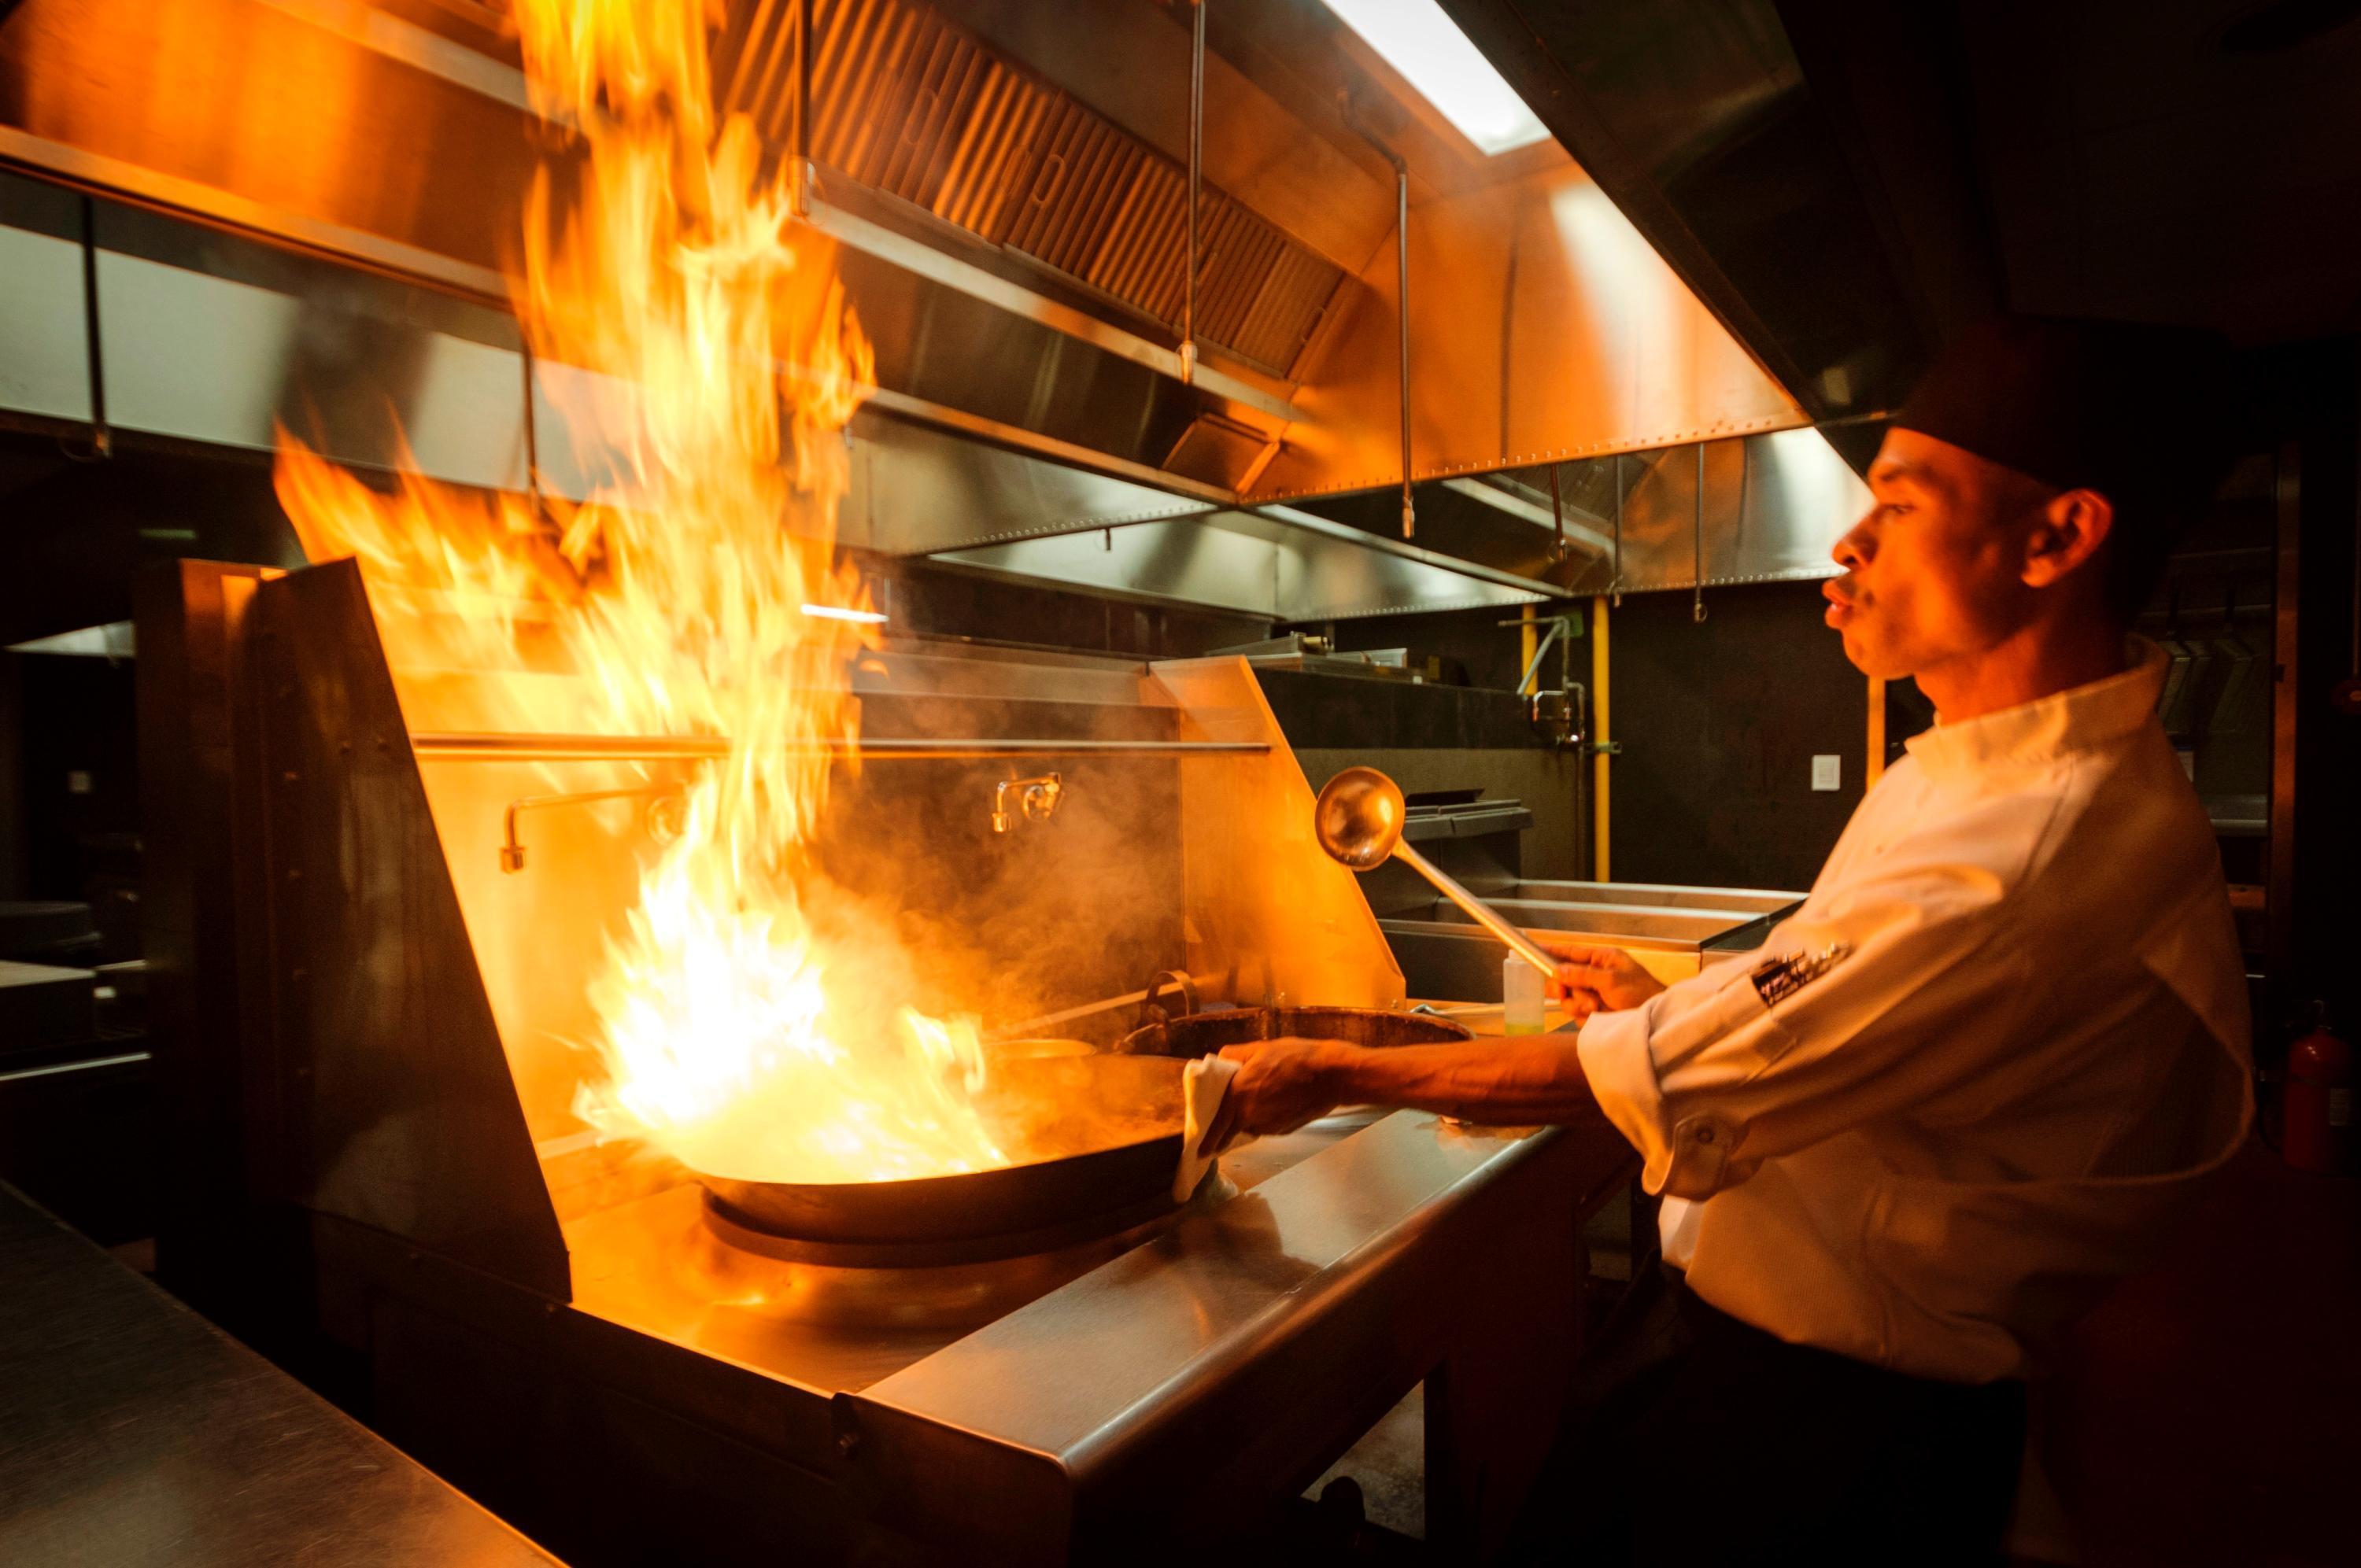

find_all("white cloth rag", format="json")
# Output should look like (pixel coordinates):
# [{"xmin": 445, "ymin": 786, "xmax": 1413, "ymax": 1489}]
[{"xmin": 1175, "ymin": 1053, "xmax": 1247, "ymax": 1201}]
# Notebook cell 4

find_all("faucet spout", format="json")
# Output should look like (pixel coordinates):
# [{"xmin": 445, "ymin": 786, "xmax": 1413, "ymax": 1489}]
[{"xmin": 992, "ymin": 773, "xmax": 1065, "ymax": 834}]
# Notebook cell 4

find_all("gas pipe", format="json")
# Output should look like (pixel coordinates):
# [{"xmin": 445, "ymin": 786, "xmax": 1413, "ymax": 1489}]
[{"xmin": 2284, "ymin": 1016, "xmax": 2354, "ymax": 1175}]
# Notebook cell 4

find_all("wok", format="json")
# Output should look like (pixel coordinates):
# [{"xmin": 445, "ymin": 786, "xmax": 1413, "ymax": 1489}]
[
  {"xmin": 1118, "ymin": 1003, "xmax": 1473, "ymax": 1058},
  {"xmin": 697, "ymin": 1053, "xmax": 1192, "ymax": 1249}
]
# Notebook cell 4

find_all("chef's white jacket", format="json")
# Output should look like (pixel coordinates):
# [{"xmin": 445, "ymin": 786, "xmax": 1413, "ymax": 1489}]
[{"xmin": 1576, "ymin": 640, "xmax": 2252, "ymax": 1384}]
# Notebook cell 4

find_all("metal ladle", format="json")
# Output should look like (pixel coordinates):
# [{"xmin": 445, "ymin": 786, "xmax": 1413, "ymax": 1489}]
[{"xmin": 1313, "ymin": 766, "xmax": 1561, "ymax": 978}]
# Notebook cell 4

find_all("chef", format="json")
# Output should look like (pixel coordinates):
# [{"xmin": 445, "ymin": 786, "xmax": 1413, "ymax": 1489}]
[{"xmin": 1210, "ymin": 315, "xmax": 2254, "ymax": 1563}]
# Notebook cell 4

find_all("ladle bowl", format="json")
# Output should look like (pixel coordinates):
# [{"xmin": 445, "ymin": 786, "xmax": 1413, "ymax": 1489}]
[
  {"xmin": 1312, "ymin": 767, "xmax": 1563, "ymax": 978},
  {"xmin": 1313, "ymin": 766, "xmax": 1408, "ymax": 871}
]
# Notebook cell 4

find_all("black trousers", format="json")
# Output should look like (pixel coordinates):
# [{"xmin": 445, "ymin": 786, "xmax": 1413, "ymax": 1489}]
[{"xmin": 1504, "ymin": 1266, "xmax": 2026, "ymax": 1566}]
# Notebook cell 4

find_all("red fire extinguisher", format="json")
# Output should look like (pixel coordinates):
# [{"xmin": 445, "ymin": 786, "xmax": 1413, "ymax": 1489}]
[{"xmin": 2284, "ymin": 1012, "xmax": 2354, "ymax": 1176}]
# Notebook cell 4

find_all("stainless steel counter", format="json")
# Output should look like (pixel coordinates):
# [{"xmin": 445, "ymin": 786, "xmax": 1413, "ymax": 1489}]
[
  {"xmin": 128, "ymin": 559, "xmax": 1644, "ymax": 1562},
  {"xmin": 839, "ymin": 1108, "xmax": 1609, "ymax": 1559},
  {"xmin": 0, "ymin": 1182, "xmax": 563, "ymax": 1568},
  {"xmin": 540, "ymin": 1094, "xmax": 1632, "ymax": 1562},
  {"xmin": 561, "ymin": 1109, "xmax": 1380, "ymax": 1402}
]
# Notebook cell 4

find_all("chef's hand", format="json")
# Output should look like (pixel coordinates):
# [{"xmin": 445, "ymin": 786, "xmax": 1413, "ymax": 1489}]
[
  {"xmin": 1207, "ymin": 1036, "xmax": 1356, "ymax": 1146},
  {"xmin": 1537, "ymin": 939, "xmax": 1665, "ymax": 1023}
]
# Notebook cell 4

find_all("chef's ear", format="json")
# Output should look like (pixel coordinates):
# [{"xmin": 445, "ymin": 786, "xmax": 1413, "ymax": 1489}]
[{"xmin": 2022, "ymin": 488, "xmax": 2113, "ymax": 590}]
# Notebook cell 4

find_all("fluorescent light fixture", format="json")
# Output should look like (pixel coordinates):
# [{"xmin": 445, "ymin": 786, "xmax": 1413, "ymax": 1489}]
[
  {"xmin": 801, "ymin": 603, "xmax": 889, "ymax": 625},
  {"xmin": 1317, "ymin": 0, "xmax": 1551, "ymax": 156},
  {"xmin": 8, "ymin": 622, "xmax": 135, "ymax": 659}
]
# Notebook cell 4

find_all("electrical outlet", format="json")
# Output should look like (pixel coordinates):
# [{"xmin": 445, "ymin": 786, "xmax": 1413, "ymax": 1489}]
[{"xmin": 1811, "ymin": 754, "xmax": 1841, "ymax": 791}]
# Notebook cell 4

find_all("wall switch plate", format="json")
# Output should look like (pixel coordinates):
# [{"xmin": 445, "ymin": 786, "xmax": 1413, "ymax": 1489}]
[{"xmin": 1811, "ymin": 754, "xmax": 1842, "ymax": 791}]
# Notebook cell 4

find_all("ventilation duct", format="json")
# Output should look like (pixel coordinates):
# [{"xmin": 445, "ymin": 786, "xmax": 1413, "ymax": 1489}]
[{"xmin": 717, "ymin": 0, "xmax": 1348, "ymax": 381}]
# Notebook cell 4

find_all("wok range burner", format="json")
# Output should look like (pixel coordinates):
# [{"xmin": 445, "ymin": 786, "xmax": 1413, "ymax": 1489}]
[
  {"xmin": 697, "ymin": 1182, "xmax": 1201, "ymax": 1269},
  {"xmin": 671, "ymin": 1180, "xmax": 1218, "ymax": 1331},
  {"xmin": 1118, "ymin": 1003, "xmax": 1474, "ymax": 1057},
  {"xmin": 682, "ymin": 1180, "xmax": 1218, "ymax": 1332},
  {"xmin": 689, "ymin": 1052, "xmax": 1203, "ymax": 1272},
  {"xmin": 678, "ymin": 1009, "xmax": 1463, "ymax": 1308}
]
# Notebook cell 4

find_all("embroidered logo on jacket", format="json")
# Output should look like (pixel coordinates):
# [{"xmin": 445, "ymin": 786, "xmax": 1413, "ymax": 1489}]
[{"xmin": 1750, "ymin": 942, "xmax": 1851, "ymax": 1008}]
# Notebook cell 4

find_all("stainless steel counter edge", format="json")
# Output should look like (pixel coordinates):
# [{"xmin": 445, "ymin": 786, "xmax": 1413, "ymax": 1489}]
[
  {"xmin": 0, "ymin": 1182, "xmax": 565, "ymax": 1567},
  {"xmin": 834, "ymin": 1109, "xmax": 1583, "ymax": 1546}
]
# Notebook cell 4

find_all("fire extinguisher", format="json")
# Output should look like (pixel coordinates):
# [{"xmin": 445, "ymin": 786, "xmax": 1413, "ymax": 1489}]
[{"xmin": 2284, "ymin": 1010, "xmax": 2354, "ymax": 1176}]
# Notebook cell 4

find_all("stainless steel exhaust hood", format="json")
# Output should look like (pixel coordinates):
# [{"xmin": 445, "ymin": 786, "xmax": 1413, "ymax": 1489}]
[
  {"xmin": 0, "ymin": 168, "xmax": 1524, "ymax": 622},
  {"xmin": 929, "ymin": 503, "xmax": 1551, "ymax": 623},
  {"xmin": 0, "ymin": 0, "xmax": 1846, "ymax": 618}
]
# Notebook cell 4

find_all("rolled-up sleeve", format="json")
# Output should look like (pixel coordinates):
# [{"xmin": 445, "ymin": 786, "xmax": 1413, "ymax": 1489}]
[
  {"xmin": 1574, "ymin": 794, "xmax": 2045, "ymax": 1199},
  {"xmin": 1578, "ymin": 959, "xmax": 1783, "ymax": 1195}
]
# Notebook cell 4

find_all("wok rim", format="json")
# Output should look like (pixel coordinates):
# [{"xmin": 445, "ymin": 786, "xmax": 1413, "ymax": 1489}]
[
  {"xmin": 701, "ymin": 1160, "xmax": 1203, "ymax": 1266},
  {"xmin": 1116, "ymin": 1002, "xmax": 1475, "ymax": 1057},
  {"xmin": 691, "ymin": 1054, "xmax": 1190, "ymax": 1246}
]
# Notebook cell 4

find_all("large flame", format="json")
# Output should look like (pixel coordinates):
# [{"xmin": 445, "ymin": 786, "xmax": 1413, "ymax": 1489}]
[{"xmin": 275, "ymin": 0, "xmax": 1010, "ymax": 1182}]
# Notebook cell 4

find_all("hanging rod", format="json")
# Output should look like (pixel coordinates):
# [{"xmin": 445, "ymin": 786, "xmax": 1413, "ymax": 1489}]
[{"xmin": 408, "ymin": 733, "xmax": 1269, "ymax": 762}]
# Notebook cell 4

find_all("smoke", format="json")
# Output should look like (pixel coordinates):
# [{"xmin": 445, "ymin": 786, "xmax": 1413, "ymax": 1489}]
[{"xmin": 805, "ymin": 674, "xmax": 1191, "ymax": 1046}]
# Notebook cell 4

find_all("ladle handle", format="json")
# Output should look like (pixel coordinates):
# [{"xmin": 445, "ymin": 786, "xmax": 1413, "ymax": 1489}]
[{"xmin": 1391, "ymin": 841, "xmax": 1563, "ymax": 979}]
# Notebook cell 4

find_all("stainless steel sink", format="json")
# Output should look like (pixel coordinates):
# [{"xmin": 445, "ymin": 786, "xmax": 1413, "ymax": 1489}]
[
  {"xmin": 1380, "ymin": 880, "xmax": 1805, "ymax": 1002},
  {"xmin": 1410, "ymin": 898, "xmax": 1760, "ymax": 944},
  {"xmin": 1502, "ymin": 880, "xmax": 1804, "ymax": 917}
]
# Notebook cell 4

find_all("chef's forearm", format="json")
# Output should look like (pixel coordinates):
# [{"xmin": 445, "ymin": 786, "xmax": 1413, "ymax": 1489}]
[{"xmin": 1321, "ymin": 1036, "xmax": 1596, "ymax": 1125}]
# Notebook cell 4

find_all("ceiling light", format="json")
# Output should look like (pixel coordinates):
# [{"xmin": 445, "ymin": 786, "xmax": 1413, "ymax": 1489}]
[{"xmin": 1317, "ymin": 0, "xmax": 1551, "ymax": 156}]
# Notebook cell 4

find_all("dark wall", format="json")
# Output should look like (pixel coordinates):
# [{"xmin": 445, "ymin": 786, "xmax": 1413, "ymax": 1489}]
[
  {"xmin": 2259, "ymin": 341, "xmax": 2361, "ymax": 1043},
  {"xmin": 1262, "ymin": 614, "xmax": 1594, "ymax": 879},
  {"xmin": 0, "ymin": 649, "xmax": 142, "ymax": 961},
  {"xmin": 0, "ymin": 433, "xmax": 299, "ymax": 647},
  {"xmin": 13, "ymin": 652, "xmax": 142, "ymax": 959},
  {"xmin": 1277, "ymin": 579, "xmax": 1866, "ymax": 894},
  {"xmin": 1609, "ymin": 578, "xmax": 1866, "ymax": 891}
]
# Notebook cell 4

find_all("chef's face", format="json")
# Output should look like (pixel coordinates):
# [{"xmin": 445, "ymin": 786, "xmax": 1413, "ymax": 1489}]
[{"xmin": 1824, "ymin": 429, "xmax": 2063, "ymax": 681}]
